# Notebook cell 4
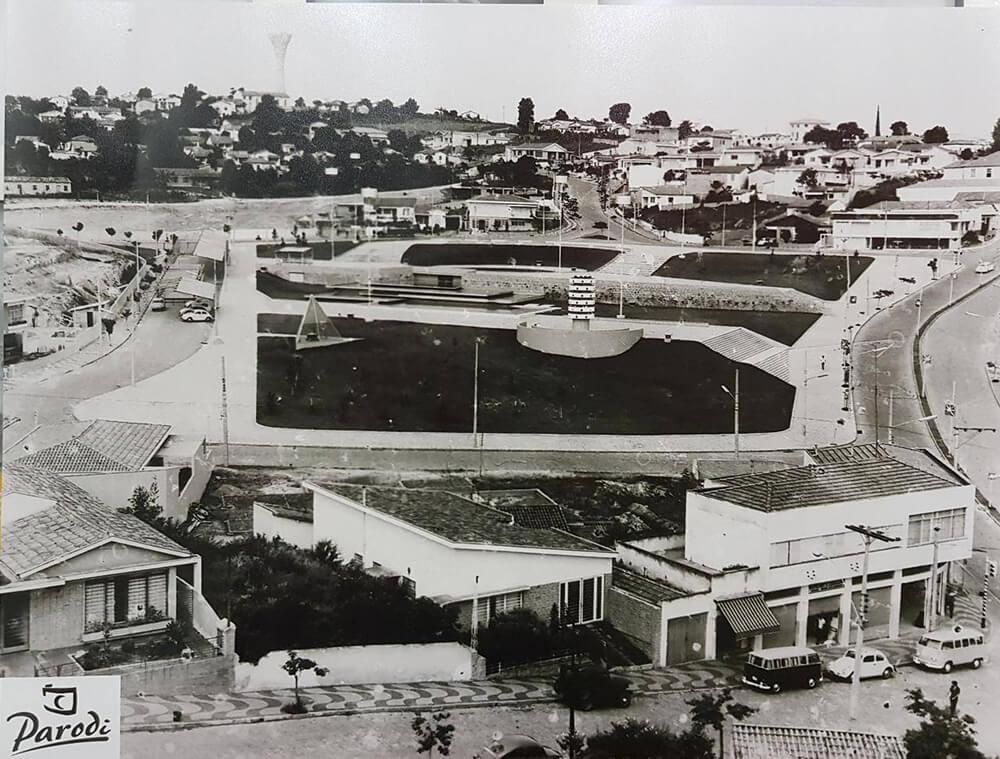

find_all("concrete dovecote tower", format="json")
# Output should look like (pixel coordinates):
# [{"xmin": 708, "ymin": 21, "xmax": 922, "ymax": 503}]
[{"xmin": 568, "ymin": 273, "xmax": 596, "ymax": 327}]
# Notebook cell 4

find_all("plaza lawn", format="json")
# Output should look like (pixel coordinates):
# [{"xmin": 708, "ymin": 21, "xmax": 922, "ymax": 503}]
[
  {"xmin": 401, "ymin": 243, "xmax": 619, "ymax": 270},
  {"xmin": 257, "ymin": 316, "xmax": 795, "ymax": 434},
  {"xmin": 652, "ymin": 251, "xmax": 873, "ymax": 301}
]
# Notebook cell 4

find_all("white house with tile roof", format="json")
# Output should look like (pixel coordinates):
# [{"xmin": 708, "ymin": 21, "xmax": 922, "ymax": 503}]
[
  {"xmin": 503, "ymin": 142, "xmax": 570, "ymax": 165},
  {"xmin": 0, "ymin": 465, "xmax": 233, "ymax": 679},
  {"xmin": 608, "ymin": 452, "xmax": 973, "ymax": 667},
  {"xmin": 9, "ymin": 419, "xmax": 214, "ymax": 521},
  {"xmin": 263, "ymin": 483, "xmax": 616, "ymax": 631}
]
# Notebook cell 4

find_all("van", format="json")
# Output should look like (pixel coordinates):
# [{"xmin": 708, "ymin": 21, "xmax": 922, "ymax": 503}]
[
  {"xmin": 913, "ymin": 625, "xmax": 986, "ymax": 673},
  {"xmin": 742, "ymin": 646, "xmax": 823, "ymax": 694}
]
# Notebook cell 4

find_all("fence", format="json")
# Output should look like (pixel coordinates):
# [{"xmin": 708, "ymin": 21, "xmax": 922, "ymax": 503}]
[{"xmin": 176, "ymin": 577, "xmax": 230, "ymax": 656}]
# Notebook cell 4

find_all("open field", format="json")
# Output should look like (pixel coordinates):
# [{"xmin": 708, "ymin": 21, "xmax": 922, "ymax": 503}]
[
  {"xmin": 401, "ymin": 243, "xmax": 619, "ymax": 270},
  {"xmin": 653, "ymin": 251, "xmax": 873, "ymax": 301},
  {"xmin": 256, "ymin": 316, "xmax": 795, "ymax": 435}
]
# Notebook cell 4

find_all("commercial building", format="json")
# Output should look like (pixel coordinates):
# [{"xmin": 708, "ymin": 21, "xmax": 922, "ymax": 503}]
[
  {"xmin": 3, "ymin": 176, "xmax": 72, "ymax": 197},
  {"xmin": 607, "ymin": 449, "xmax": 973, "ymax": 667},
  {"xmin": 829, "ymin": 200, "xmax": 994, "ymax": 250}
]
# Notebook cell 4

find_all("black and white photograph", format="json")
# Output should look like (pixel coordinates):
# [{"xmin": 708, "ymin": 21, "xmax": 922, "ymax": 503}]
[{"xmin": 2, "ymin": 1, "xmax": 1000, "ymax": 757}]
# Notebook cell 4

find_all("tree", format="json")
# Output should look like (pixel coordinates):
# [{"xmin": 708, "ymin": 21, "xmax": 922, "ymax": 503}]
[
  {"xmin": 517, "ymin": 97, "xmax": 535, "ymax": 135},
  {"xmin": 991, "ymin": 117, "xmax": 1000, "ymax": 152},
  {"xmin": 961, "ymin": 148, "xmax": 975, "ymax": 160},
  {"xmin": 400, "ymin": 97, "xmax": 420, "ymax": 119},
  {"xmin": 412, "ymin": 711, "xmax": 454, "ymax": 757},
  {"xmin": 118, "ymin": 482, "xmax": 162, "ymax": 524},
  {"xmin": 891, "ymin": 120, "xmax": 909, "ymax": 136},
  {"xmin": 137, "ymin": 87, "xmax": 152, "ymax": 100},
  {"xmin": 686, "ymin": 688, "xmax": 757, "ymax": 759},
  {"xmin": 281, "ymin": 651, "xmax": 328, "ymax": 713},
  {"xmin": 797, "ymin": 168, "xmax": 819, "ymax": 189},
  {"xmin": 804, "ymin": 125, "xmax": 841, "ymax": 149},
  {"xmin": 903, "ymin": 688, "xmax": 987, "ymax": 759},
  {"xmin": 71, "ymin": 87, "xmax": 91, "ymax": 106},
  {"xmin": 554, "ymin": 108, "xmax": 569, "ymax": 121},
  {"xmin": 94, "ymin": 85, "xmax": 109, "ymax": 102},
  {"xmin": 923, "ymin": 125, "xmax": 949, "ymax": 144},
  {"xmin": 678, "ymin": 120, "xmax": 694, "ymax": 140},
  {"xmin": 474, "ymin": 609, "xmax": 557, "ymax": 666},
  {"xmin": 582, "ymin": 718, "xmax": 715, "ymax": 759},
  {"xmin": 836, "ymin": 121, "xmax": 867, "ymax": 145},
  {"xmin": 644, "ymin": 110, "xmax": 671, "ymax": 127},
  {"xmin": 608, "ymin": 102, "xmax": 632, "ymax": 125}
]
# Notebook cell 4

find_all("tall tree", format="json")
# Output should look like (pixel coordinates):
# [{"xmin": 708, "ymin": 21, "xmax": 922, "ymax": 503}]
[
  {"xmin": 903, "ymin": 688, "xmax": 987, "ymax": 759},
  {"xmin": 677, "ymin": 120, "xmax": 694, "ymax": 140},
  {"xmin": 644, "ymin": 110, "xmax": 671, "ymax": 127},
  {"xmin": 400, "ymin": 98, "xmax": 420, "ymax": 119},
  {"xmin": 517, "ymin": 97, "xmax": 535, "ymax": 135},
  {"xmin": 608, "ymin": 102, "xmax": 632, "ymax": 125},
  {"xmin": 554, "ymin": 108, "xmax": 569, "ymax": 121},
  {"xmin": 94, "ymin": 85, "xmax": 109, "ymax": 103},
  {"xmin": 686, "ymin": 689, "xmax": 757, "ymax": 759},
  {"xmin": 137, "ymin": 87, "xmax": 152, "ymax": 100},
  {"xmin": 836, "ymin": 121, "xmax": 868, "ymax": 145},
  {"xmin": 71, "ymin": 87, "xmax": 91, "ymax": 106},
  {"xmin": 923, "ymin": 125, "xmax": 949, "ymax": 144},
  {"xmin": 891, "ymin": 120, "xmax": 909, "ymax": 136},
  {"xmin": 991, "ymin": 117, "xmax": 1000, "ymax": 152}
]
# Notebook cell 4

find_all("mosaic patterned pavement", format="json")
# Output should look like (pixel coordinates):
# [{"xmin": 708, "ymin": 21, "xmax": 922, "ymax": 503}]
[{"xmin": 122, "ymin": 659, "xmax": 743, "ymax": 730}]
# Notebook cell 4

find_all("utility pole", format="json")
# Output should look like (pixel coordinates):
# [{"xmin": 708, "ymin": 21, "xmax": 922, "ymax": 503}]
[
  {"xmin": 929, "ymin": 523, "xmax": 942, "ymax": 632},
  {"xmin": 721, "ymin": 368, "xmax": 740, "ymax": 461},
  {"xmin": 472, "ymin": 339, "xmax": 480, "ymax": 446},
  {"xmin": 220, "ymin": 354, "xmax": 230, "ymax": 466},
  {"xmin": 721, "ymin": 202, "xmax": 727, "ymax": 247},
  {"xmin": 845, "ymin": 525, "xmax": 900, "ymax": 721}
]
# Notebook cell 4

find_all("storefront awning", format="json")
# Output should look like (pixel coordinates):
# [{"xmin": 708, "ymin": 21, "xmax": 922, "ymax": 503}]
[
  {"xmin": 716, "ymin": 593, "xmax": 780, "ymax": 639},
  {"xmin": 176, "ymin": 277, "xmax": 216, "ymax": 302}
]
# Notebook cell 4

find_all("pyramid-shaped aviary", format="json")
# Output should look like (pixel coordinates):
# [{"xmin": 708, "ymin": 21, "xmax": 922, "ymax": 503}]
[{"xmin": 295, "ymin": 296, "xmax": 349, "ymax": 350}]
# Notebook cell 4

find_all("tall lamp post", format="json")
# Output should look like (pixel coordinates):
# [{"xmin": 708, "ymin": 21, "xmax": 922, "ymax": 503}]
[
  {"xmin": 721, "ymin": 368, "xmax": 740, "ymax": 462},
  {"xmin": 845, "ymin": 524, "xmax": 901, "ymax": 722},
  {"xmin": 214, "ymin": 336, "xmax": 230, "ymax": 467}
]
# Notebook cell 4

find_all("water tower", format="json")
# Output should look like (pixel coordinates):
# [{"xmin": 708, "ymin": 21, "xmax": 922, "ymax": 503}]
[{"xmin": 269, "ymin": 32, "xmax": 292, "ymax": 93}]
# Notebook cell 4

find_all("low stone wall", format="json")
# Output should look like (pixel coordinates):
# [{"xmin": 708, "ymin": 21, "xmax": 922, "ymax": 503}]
[
  {"xmin": 461, "ymin": 270, "xmax": 824, "ymax": 314},
  {"xmin": 90, "ymin": 653, "xmax": 236, "ymax": 697}
]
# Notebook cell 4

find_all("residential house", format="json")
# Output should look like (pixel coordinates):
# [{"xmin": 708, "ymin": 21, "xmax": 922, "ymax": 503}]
[
  {"xmin": 307, "ymin": 121, "xmax": 329, "ymax": 140},
  {"xmin": 763, "ymin": 212, "xmax": 829, "ymax": 244},
  {"xmin": 232, "ymin": 89, "xmax": 292, "ymax": 113},
  {"xmin": 61, "ymin": 136, "xmax": 98, "ymax": 158},
  {"xmin": 335, "ymin": 189, "xmax": 417, "ymax": 227},
  {"xmin": 153, "ymin": 93, "xmax": 182, "ymax": 112},
  {"xmin": 49, "ymin": 95, "xmax": 70, "ymax": 110},
  {"xmin": 38, "ymin": 110, "xmax": 64, "ymax": 124},
  {"xmin": 802, "ymin": 148, "xmax": 835, "ymax": 167},
  {"xmin": 3, "ymin": 176, "xmax": 72, "ymax": 197},
  {"xmin": 606, "ymin": 451, "xmax": 973, "ymax": 667},
  {"xmin": 716, "ymin": 148, "xmax": 763, "ymax": 168},
  {"xmin": 207, "ymin": 133, "xmax": 234, "ymax": 151},
  {"xmin": 686, "ymin": 130, "xmax": 738, "ymax": 152},
  {"xmin": 829, "ymin": 200, "xmax": 993, "ymax": 251},
  {"xmin": 630, "ymin": 124, "xmax": 680, "ymax": 145},
  {"xmin": 9, "ymin": 419, "xmax": 214, "ymax": 521},
  {"xmin": 628, "ymin": 162, "xmax": 678, "ymax": 191},
  {"xmin": 790, "ymin": 118, "xmax": 830, "ymax": 144},
  {"xmin": 0, "ymin": 465, "xmax": 232, "ymax": 679},
  {"xmin": 134, "ymin": 99, "xmax": 156, "ymax": 115},
  {"xmin": 683, "ymin": 167, "xmax": 750, "ymax": 198},
  {"xmin": 14, "ymin": 135, "xmax": 41, "ymax": 147},
  {"xmin": 635, "ymin": 185, "xmax": 696, "ymax": 210},
  {"xmin": 444, "ymin": 130, "xmax": 511, "ymax": 149},
  {"xmin": 246, "ymin": 150, "xmax": 280, "ymax": 170},
  {"xmin": 155, "ymin": 167, "xmax": 223, "ymax": 194},
  {"xmin": 749, "ymin": 133, "xmax": 793, "ymax": 149},
  {"xmin": 466, "ymin": 194, "xmax": 541, "ymax": 232},
  {"xmin": 348, "ymin": 126, "xmax": 390, "ymax": 145},
  {"xmin": 349, "ymin": 101, "xmax": 371, "ymax": 115},
  {"xmin": 858, "ymin": 135, "xmax": 925, "ymax": 152},
  {"xmin": 255, "ymin": 483, "xmax": 616, "ymax": 630},
  {"xmin": 725, "ymin": 723, "xmax": 905, "ymax": 759},
  {"xmin": 504, "ymin": 142, "xmax": 570, "ymax": 165}
]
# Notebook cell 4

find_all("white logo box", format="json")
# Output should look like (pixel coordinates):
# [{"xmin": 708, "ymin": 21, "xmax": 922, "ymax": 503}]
[{"xmin": 0, "ymin": 677, "xmax": 120, "ymax": 759}]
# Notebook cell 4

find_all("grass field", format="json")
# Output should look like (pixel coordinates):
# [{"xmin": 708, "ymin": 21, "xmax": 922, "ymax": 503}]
[
  {"xmin": 653, "ymin": 251, "xmax": 873, "ymax": 301},
  {"xmin": 256, "ymin": 316, "xmax": 795, "ymax": 434},
  {"xmin": 401, "ymin": 243, "xmax": 619, "ymax": 270}
]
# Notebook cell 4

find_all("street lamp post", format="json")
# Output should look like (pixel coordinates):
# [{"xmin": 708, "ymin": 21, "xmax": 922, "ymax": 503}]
[
  {"xmin": 721, "ymin": 368, "xmax": 740, "ymax": 462},
  {"xmin": 802, "ymin": 369, "xmax": 828, "ymax": 444},
  {"xmin": 845, "ymin": 525, "xmax": 901, "ymax": 722},
  {"xmin": 929, "ymin": 524, "xmax": 942, "ymax": 632}
]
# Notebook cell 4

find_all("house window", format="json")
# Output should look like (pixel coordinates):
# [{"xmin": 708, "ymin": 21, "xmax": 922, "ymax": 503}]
[
  {"xmin": 559, "ymin": 576, "xmax": 604, "ymax": 625},
  {"xmin": 908, "ymin": 508, "xmax": 966, "ymax": 546},
  {"xmin": 475, "ymin": 591, "xmax": 524, "ymax": 625},
  {"xmin": 84, "ymin": 573, "xmax": 168, "ymax": 633},
  {"xmin": 0, "ymin": 593, "xmax": 29, "ymax": 652}
]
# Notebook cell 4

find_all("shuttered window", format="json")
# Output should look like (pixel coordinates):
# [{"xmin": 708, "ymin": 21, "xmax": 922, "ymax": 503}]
[
  {"xmin": 474, "ymin": 591, "xmax": 524, "ymax": 625},
  {"xmin": 85, "ymin": 573, "xmax": 168, "ymax": 630}
]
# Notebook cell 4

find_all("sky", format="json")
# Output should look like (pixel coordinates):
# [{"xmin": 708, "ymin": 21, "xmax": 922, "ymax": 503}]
[{"xmin": 4, "ymin": 0, "xmax": 1000, "ymax": 138}]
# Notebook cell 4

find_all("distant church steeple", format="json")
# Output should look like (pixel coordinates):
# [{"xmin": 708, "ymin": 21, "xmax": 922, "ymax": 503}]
[{"xmin": 875, "ymin": 105, "xmax": 881, "ymax": 137}]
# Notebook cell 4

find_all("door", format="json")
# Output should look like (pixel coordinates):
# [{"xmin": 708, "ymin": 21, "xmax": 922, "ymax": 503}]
[{"xmin": 862, "ymin": 653, "xmax": 878, "ymax": 678}]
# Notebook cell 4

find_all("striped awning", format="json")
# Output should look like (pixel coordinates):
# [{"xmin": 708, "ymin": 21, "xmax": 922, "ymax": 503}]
[{"xmin": 716, "ymin": 592, "xmax": 781, "ymax": 639}]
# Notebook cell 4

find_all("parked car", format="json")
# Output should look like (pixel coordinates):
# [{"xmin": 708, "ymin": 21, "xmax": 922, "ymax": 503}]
[
  {"xmin": 553, "ymin": 663, "xmax": 631, "ymax": 710},
  {"xmin": 150, "ymin": 297, "xmax": 166, "ymax": 312},
  {"xmin": 988, "ymin": 361, "xmax": 1000, "ymax": 383},
  {"xmin": 475, "ymin": 735, "xmax": 561, "ymax": 759},
  {"xmin": 742, "ymin": 646, "xmax": 823, "ymax": 694},
  {"xmin": 825, "ymin": 648, "xmax": 895, "ymax": 681},
  {"xmin": 180, "ymin": 309, "xmax": 213, "ymax": 323},
  {"xmin": 183, "ymin": 299, "xmax": 213, "ymax": 311},
  {"xmin": 913, "ymin": 625, "xmax": 987, "ymax": 673},
  {"xmin": 975, "ymin": 260, "xmax": 995, "ymax": 274}
]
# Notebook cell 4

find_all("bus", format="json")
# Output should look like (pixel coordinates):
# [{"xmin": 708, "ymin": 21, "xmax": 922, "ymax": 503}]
[{"xmin": 742, "ymin": 646, "xmax": 823, "ymax": 694}]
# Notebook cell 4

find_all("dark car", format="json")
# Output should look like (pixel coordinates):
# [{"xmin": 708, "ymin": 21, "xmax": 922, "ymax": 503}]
[
  {"xmin": 476, "ymin": 734, "xmax": 561, "ymax": 759},
  {"xmin": 553, "ymin": 663, "xmax": 631, "ymax": 710}
]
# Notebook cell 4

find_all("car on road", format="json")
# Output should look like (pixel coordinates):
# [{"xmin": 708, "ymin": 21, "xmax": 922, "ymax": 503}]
[
  {"xmin": 180, "ymin": 309, "xmax": 213, "ymax": 323},
  {"xmin": 476, "ymin": 734, "xmax": 561, "ymax": 759},
  {"xmin": 825, "ymin": 648, "xmax": 895, "ymax": 681},
  {"xmin": 743, "ymin": 646, "xmax": 823, "ymax": 694},
  {"xmin": 183, "ymin": 299, "xmax": 213, "ymax": 311},
  {"xmin": 553, "ymin": 663, "xmax": 631, "ymax": 710},
  {"xmin": 913, "ymin": 625, "xmax": 986, "ymax": 673},
  {"xmin": 150, "ymin": 297, "xmax": 166, "ymax": 312},
  {"xmin": 975, "ymin": 260, "xmax": 995, "ymax": 274}
]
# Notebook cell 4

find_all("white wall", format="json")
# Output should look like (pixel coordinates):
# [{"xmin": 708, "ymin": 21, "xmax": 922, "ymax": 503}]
[
  {"xmin": 684, "ymin": 492, "xmax": 769, "ymax": 570},
  {"xmin": 234, "ymin": 642, "xmax": 480, "ymax": 692},
  {"xmin": 628, "ymin": 164, "xmax": 669, "ymax": 189},
  {"xmin": 68, "ymin": 468, "xmax": 179, "ymax": 515},
  {"xmin": 310, "ymin": 488, "xmax": 613, "ymax": 599},
  {"xmin": 253, "ymin": 504, "xmax": 314, "ymax": 549}
]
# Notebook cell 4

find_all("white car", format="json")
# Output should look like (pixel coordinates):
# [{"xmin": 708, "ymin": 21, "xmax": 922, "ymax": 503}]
[
  {"xmin": 180, "ymin": 309, "xmax": 213, "ymax": 323},
  {"xmin": 975, "ymin": 260, "xmax": 995, "ymax": 274},
  {"xmin": 825, "ymin": 648, "xmax": 895, "ymax": 681}
]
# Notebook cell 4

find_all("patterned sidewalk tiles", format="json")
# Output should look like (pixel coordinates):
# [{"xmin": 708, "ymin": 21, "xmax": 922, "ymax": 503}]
[{"xmin": 121, "ymin": 659, "xmax": 743, "ymax": 730}]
